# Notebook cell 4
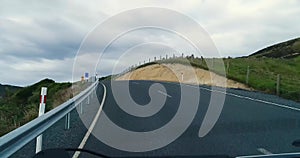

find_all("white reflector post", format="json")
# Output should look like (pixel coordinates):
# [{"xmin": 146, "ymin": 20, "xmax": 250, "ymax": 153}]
[
  {"xmin": 36, "ymin": 87, "xmax": 47, "ymax": 154},
  {"xmin": 181, "ymin": 72, "xmax": 184, "ymax": 82}
]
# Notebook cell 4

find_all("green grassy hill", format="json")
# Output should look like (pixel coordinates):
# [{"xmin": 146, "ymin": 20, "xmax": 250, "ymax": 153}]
[
  {"xmin": 224, "ymin": 37, "xmax": 300, "ymax": 101},
  {"xmin": 132, "ymin": 56, "xmax": 300, "ymax": 102},
  {"xmin": 0, "ymin": 84, "xmax": 21, "ymax": 99},
  {"xmin": 223, "ymin": 57, "xmax": 300, "ymax": 100},
  {"xmin": 249, "ymin": 37, "xmax": 300, "ymax": 58},
  {"xmin": 127, "ymin": 38, "xmax": 300, "ymax": 102},
  {"xmin": 0, "ymin": 79, "xmax": 72, "ymax": 136}
]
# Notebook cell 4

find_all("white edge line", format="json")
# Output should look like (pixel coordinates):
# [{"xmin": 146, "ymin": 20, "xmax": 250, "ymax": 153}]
[
  {"xmin": 184, "ymin": 84, "xmax": 300, "ymax": 112},
  {"xmin": 257, "ymin": 148, "xmax": 273, "ymax": 155},
  {"xmin": 236, "ymin": 152, "xmax": 300, "ymax": 158},
  {"xmin": 72, "ymin": 83, "xmax": 107, "ymax": 158},
  {"xmin": 157, "ymin": 90, "xmax": 172, "ymax": 98}
]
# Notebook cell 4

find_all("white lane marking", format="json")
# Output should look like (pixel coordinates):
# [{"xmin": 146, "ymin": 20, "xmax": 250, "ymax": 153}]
[
  {"xmin": 184, "ymin": 84, "xmax": 300, "ymax": 112},
  {"xmin": 157, "ymin": 90, "xmax": 172, "ymax": 98},
  {"xmin": 72, "ymin": 83, "xmax": 107, "ymax": 158},
  {"xmin": 132, "ymin": 82, "xmax": 139, "ymax": 84},
  {"xmin": 236, "ymin": 152, "xmax": 300, "ymax": 158},
  {"xmin": 257, "ymin": 148, "xmax": 273, "ymax": 155}
]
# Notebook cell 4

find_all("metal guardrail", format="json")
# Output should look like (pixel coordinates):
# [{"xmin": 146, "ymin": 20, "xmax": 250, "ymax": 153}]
[{"xmin": 0, "ymin": 81, "xmax": 99, "ymax": 157}]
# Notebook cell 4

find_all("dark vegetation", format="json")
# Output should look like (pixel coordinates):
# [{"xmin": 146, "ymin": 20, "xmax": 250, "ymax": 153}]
[
  {"xmin": 249, "ymin": 37, "xmax": 300, "ymax": 58},
  {"xmin": 0, "ymin": 84, "xmax": 21, "ymax": 98},
  {"xmin": 0, "ymin": 79, "xmax": 72, "ymax": 136}
]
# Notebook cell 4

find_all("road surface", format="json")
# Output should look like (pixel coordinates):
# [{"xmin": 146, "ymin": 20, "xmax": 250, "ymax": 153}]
[{"xmin": 76, "ymin": 80, "xmax": 300, "ymax": 157}]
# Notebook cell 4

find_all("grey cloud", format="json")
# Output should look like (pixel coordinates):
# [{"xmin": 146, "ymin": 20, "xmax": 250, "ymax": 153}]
[
  {"xmin": 0, "ymin": 17, "xmax": 83, "ymax": 60},
  {"xmin": 0, "ymin": 0, "xmax": 300, "ymax": 85}
]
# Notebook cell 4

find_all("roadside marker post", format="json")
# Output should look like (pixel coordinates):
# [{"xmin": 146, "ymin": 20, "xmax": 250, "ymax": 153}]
[
  {"xmin": 181, "ymin": 72, "xmax": 184, "ymax": 82},
  {"xmin": 36, "ymin": 87, "xmax": 47, "ymax": 154}
]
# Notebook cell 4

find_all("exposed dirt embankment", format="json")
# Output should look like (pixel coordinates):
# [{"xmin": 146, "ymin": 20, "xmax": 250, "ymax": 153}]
[{"xmin": 116, "ymin": 63, "xmax": 250, "ymax": 90}]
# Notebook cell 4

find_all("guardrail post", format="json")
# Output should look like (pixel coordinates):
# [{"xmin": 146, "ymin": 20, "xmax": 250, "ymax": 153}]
[
  {"xmin": 80, "ymin": 102, "xmax": 83, "ymax": 114},
  {"xmin": 65, "ymin": 113, "xmax": 70, "ymax": 130},
  {"xmin": 87, "ymin": 95, "xmax": 90, "ymax": 104},
  {"xmin": 93, "ymin": 89, "xmax": 96, "ymax": 98},
  {"xmin": 36, "ymin": 87, "xmax": 47, "ymax": 154}
]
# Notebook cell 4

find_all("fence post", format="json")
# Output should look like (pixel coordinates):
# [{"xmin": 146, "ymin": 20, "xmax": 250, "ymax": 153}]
[
  {"xmin": 246, "ymin": 66, "xmax": 250, "ymax": 84},
  {"xmin": 226, "ymin": 61, "xmax": 230, "ymax": 74},
  {"xmin": 276, "ymin": 74, "xmax": 280, "ymax": 96},
  {"xmin": 36, "ymin": 87, "xmax": 47, "ymax": 154}
]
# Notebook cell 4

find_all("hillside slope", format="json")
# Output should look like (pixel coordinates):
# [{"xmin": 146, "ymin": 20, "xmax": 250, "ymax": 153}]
[
  {"xmin": 0, "ymin": 84, "xmax": 21, "ymax": 98},
  {"xmin": 116, "ymin": 50, "xmax": 300, "ymax": 102},
  {"xmin": 249, "ymin": 37, "xmax": 300, "ymax": 58},
  {"xmin": 117, "ymin": 63, "xmax": 250, "ymax": 90},
  {"xmin": 0, "ymin": 79, "xmax": 72, "ymax": 136}
]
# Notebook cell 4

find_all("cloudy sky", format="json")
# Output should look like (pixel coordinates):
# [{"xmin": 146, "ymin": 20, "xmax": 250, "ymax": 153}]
[{"xmin": 0, "ymin": 0, "xmax": 300, "ymax": 86}]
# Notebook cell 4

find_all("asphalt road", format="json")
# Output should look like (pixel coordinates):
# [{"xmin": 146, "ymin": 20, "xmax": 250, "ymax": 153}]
[
  {"xmin": 10, "ymin": 80, "xmax": 300, "ymax": 158},
  {"xmin": 76, "ymin": 80, "xmax": 300, "ymax": 158}
]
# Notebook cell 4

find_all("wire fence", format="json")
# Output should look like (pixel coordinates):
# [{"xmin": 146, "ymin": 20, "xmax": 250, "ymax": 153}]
[{"xmin": 115, "ymin": 55, "xmax": 300, "ymax": 102}]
